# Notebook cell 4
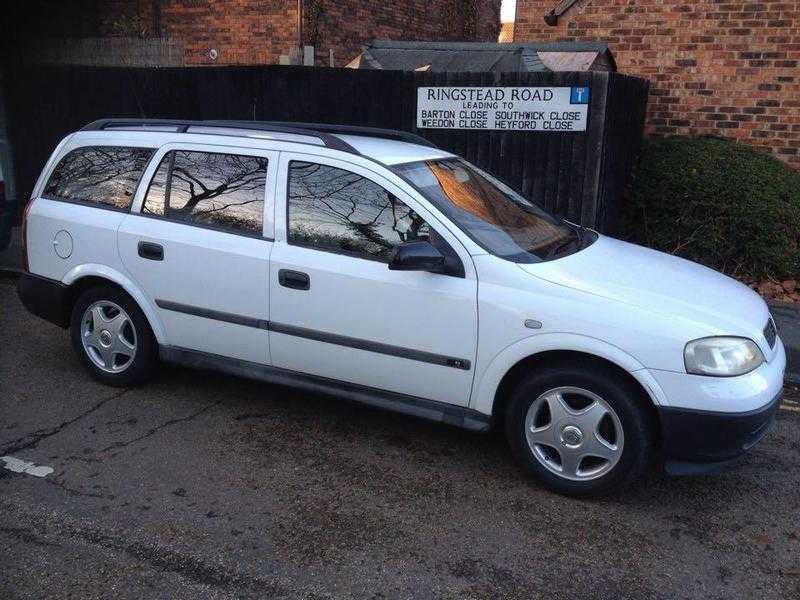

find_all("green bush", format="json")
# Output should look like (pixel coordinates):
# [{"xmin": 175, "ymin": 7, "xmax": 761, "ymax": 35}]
[{"xmin": 623, "ymin": 136, "xmax": 800, "ymax": 280}]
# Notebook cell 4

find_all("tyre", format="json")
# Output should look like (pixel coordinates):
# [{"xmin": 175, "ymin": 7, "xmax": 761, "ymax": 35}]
[
  {"xmin": 70, "ymin": 285, "xmax": 157, "ymax": 386},
  {"xmin": 505, "ymin": 362, "xmax": 655, "ymax": 498}
]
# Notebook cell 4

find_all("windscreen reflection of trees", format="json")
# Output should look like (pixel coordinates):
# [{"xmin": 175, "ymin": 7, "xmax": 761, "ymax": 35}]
[
  {"xmin": 288, "ymin": 162, "xmax": 429, "ymax": 261},
  {"xmin": 44, "ymin": 147, "xmax": 153, "ymax": 209},
  {"xmin": 143, "ymin": 151, "xmax": 267, "ymax": 234}
]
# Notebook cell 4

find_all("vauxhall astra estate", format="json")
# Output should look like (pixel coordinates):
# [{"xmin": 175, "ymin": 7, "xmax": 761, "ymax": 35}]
[{"xmin": 18, "ymin": 119, "xmax": 785, "ymax": 497}]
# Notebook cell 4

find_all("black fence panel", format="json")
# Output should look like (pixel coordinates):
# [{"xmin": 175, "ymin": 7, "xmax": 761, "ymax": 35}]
[{"xmin": 3, "ymin": 64, "xmax": 648, "ymax": 232}]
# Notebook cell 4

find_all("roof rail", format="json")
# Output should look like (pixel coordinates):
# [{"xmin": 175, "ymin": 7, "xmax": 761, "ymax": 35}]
[
  {"xmin": 79, "ymin": 118, "xmax": 361, "ymax": 154},
  {"xmin": 257, "ymin": 121, "xmax": 438, "ymax": 149}
]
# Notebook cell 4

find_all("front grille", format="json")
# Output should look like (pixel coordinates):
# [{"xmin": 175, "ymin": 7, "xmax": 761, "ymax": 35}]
[{"xmin": 763, "ymin": 318, "xmax": 777, "ymax": 349}]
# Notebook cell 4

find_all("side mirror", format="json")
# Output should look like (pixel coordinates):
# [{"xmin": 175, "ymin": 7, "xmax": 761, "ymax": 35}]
[{"xmin": 388, "ymin": 240, "xmax": 445, "ymax": 272}]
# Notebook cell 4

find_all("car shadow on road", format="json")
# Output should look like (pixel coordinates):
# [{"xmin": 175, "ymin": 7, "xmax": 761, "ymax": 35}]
[{"xmin": 148, "ymin": 362, "xmax": 796, "ymax": 516}]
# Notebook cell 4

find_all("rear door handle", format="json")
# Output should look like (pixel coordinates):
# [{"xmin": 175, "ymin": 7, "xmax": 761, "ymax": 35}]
[
  {"xmin": 138, "ymin": 241, "xmax": 164, "ymax": 261},
  {"xmin": 278, "ymin": 269, "xmax": 310, "ymax": 290}
]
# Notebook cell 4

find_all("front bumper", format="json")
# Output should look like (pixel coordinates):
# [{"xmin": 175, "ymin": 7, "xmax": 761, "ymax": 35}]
[
  {"xmin": 649, "ymin": 339, "xmax": 786, "ymax": 475},
  {"xmin": 658, "ymin": 390, "xmax": 782, "ymax": 475}
]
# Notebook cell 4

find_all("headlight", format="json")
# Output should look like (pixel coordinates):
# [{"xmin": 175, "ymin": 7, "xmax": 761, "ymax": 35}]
[{"xmin": 684, "ymin": 337, "xmax": 764, "ymax": 377}]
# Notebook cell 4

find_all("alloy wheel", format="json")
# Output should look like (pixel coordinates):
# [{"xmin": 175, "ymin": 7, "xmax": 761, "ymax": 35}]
[
  {"xmin": 80, "ymin": 300, "xmax": 137, "ymax": 373},
  {"xmin": 524, "ymin": 386, "xmax": 624, "ymax": 481}
]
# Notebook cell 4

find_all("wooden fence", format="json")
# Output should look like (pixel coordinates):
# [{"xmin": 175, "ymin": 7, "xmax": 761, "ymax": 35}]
[{"xmin": 3, "ymin": 65, "xmax": 649, "ymax": 232}]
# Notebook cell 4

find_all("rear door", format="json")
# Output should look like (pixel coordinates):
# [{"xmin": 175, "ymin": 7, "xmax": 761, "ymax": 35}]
[
  {"xmin": 268, "ymin": 152, "xmax": 478, "ymax": 407},
  {"xmin": 118, "ymin": 143, "xmax": 278, "ymax": 363}
]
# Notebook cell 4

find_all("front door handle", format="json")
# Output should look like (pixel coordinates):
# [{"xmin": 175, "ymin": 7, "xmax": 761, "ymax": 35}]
[
  {"xmin": 278, "ymin": 269, "xmax": 310, "ymax": 290},
  {"xmin": 138, "ymin": 241, "xmax": 164, "ymax": 261}
]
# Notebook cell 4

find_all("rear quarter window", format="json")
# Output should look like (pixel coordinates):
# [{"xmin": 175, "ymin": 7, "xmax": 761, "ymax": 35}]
[{"xmin": 43, "ymin": 146, "xmax": 154, "ymax": 210}]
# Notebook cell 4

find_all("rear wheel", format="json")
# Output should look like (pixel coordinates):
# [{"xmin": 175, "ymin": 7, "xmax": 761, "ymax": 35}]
[
  {"xmin": 505, "ymin": 363, "xmax": 654, "ymax": 498},
  {"xmin": 70, "ymin": 285, "xmax": 157, "ymax": 386}
]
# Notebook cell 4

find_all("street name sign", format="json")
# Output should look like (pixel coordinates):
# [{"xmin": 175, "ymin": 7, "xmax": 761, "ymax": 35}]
[{"xmin": 416, "ymin": 86, "xmax": 590, "ymax": 132}]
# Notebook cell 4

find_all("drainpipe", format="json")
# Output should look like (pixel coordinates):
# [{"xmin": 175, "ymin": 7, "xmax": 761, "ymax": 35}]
[
  {"xmin": 151, "ymin": 0, "xmax": 161, "ymax": 36},
  {"xmin": 297, "ymin": 0, "xmax": 303, "ymax": 58}
]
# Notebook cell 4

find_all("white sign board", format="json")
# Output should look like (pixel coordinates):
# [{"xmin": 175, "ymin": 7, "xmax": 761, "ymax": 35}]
[{"xmin": 417, "ymin": 86, "xmax": 590, "ymax": 132}]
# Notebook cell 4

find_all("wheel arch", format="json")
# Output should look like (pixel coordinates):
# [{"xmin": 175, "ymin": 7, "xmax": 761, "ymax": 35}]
[
  {"xmin": 473, "ymin": 334, "xmax": 669, "ymax": 423},
  {"xmin": 62, "ymin": 264, "xmax": 166, "ymax": 343}
]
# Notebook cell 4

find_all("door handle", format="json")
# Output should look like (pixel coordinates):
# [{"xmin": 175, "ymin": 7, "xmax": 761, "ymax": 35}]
[
  {"xmin": 138, "ymin": 241, "xmax": 164, "ymax": 261},
  {"xmin": 278, "ymin": 269, "xmax": 310, "ymax": 290}
]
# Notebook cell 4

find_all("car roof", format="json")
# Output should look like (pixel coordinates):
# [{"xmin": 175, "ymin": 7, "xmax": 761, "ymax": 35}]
[
  {"xmin": 75, "ymin": 119, "xmax": 454, "ymax": 166},
  {"xmin": 335, "ymin": 134, "xmax": 454, "ymax": 165}
]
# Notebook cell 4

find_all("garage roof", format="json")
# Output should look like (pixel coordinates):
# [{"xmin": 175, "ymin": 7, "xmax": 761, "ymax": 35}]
[{"xmin": 345, "ymin": 40, "xmax": 616, "ymax": 73}]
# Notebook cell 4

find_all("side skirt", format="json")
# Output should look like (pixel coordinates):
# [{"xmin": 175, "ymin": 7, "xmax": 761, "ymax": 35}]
[{"xmin": 159, "ymin": 346, "xmax": 492, "ymax": 432}]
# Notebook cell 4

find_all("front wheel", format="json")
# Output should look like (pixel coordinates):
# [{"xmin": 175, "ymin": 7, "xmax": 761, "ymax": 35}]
[
  {"xmin": 505, "ymin": 364, "xmax": 655, "ymax": 498},
  {"xmin": 70, "ymin": 285, "xmax": 157, "ymax": 386}
]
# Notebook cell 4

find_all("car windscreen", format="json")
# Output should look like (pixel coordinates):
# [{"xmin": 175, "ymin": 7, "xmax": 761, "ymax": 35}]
[{"xmin": 392, "ymin": 158, "xmax": 592, "ymax": 263}]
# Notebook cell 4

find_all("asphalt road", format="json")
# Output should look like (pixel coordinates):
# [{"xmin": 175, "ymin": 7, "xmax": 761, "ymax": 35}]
[{"xmin": 1, "ymin": 279, "xmax": 799, "ymax": 600}]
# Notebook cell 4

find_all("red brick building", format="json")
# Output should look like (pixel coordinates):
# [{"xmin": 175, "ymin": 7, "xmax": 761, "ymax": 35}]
[
  {"xmin": 99, "ymin": 1, "xmax": 501, "ymax": 66},
  {"xmin": 513, "ymin": 0, "xmax": 800, "ymax": 168}
]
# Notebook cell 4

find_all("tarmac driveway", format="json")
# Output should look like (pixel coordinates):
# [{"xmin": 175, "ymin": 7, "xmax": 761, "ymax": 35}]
[{"xmin": 1, "ymin": 280, "xmax": 799, "ymax": 599}]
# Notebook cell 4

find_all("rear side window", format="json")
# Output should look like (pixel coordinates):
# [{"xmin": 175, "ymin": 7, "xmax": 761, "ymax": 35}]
[
  {"xmin": 43, "ymin": 146, "xmax": 153, "ymax": 210},
  {"xmin": 142, "ymin": 150, "xmax": 267, "ymax": 236}
]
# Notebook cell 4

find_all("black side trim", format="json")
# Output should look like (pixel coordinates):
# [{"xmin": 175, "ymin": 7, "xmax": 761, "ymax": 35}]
[
  {"xmin": 763, "ymin": 317, "xmax": 777, "ymax": 349},
  {"xmin": 17, "ymin": 272, "xmax": 70, "ymax": 328},
  {"xmin": 268, "ymin": 322, "xmax": 471, "ymax": 370},
  {"xmin": 155, "ymin": 299, "xmax": 472, "ymax": 370},
  {"xmin": 155, "ymin": 299, "xmax": 269, "ymax": 330},
  {"xmin": 159, "ymin": 346, "xmax": 489, "ymax": 432}
]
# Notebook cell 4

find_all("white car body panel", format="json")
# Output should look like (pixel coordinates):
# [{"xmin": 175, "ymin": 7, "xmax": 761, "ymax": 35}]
[
  {"xmin": 117, "ymin": 143, "xmax": 279, "ymax": 364},
  {"xmin": 23, "ymin": 126, "xmax": 786, "ymax": 430},
  {"xmin": 471, "ymin": 330, "xmax": 669, "ymax": 415},
  {"xmin": 25, "ymin": 198, "xmax": 127, "ymax": 283},
  {"xmin": 117, "ymin": 216, "xmax": 273, "ymax": 364},
  {"xmin": 268, "ymin": 151, "xmax": 478, "ymax": 406},
  {"xmin": 61, "ymin": 262, "xmax": 167, "ymax": 344},
  {"xmin": 518, "ymin": 235, "xmax": 775, "ymax": 360},
  {"xmin": 648, "ymin": 338, "xmax": 785, "ymax": 413},
  {"xmin": 336, "ymin": 134, "xmax": 455, "ymax": 165}
]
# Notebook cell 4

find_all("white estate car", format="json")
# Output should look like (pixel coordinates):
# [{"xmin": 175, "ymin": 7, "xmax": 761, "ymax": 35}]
[{"xmin": 19, "ymin": 119, "xmax": 785, "ymax": 497}]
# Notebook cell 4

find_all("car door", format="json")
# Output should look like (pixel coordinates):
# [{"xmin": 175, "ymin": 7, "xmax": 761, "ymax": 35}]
[
  {"xmin": 268, "ymin": 152, "xmax": 478, "ymax": 407},
  {"xmin": 118, "ymin": 143, "xmax": 279, "ymax": 364}
]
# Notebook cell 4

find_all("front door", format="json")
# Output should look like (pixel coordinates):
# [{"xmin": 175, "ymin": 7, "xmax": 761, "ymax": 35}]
[
  {"xmin": 268, "ymin": 153, "xmax": 478, "ymax": 406},
  {"xmin": 118, "ymin": 144, "xmax": 278, "ymax": 364}
]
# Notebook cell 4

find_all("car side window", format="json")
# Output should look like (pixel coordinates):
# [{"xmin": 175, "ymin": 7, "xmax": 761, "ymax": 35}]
[
  {"xmin": 43, "ymin": 146, "xmax": 154, "ymax": 210},
  {"xmin": 287, "ymin": 161, "xmax": 432, "ymax": 262},
  {"xmin": 142, "ymin": 150, "xmax": 268, "ymax": 236}
]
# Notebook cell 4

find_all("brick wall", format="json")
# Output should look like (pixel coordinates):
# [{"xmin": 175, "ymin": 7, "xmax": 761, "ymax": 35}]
[
  {"xmin": 156, "ymin": 1, "xmax": 299, "ymax": 65},
  {"xmin": 307, "ymin": 0, "xmax": 501, "ymax": 66},
  {"xmin": 101, "ymin": 1, "xmax": 500, "ymax": 67},
  {"xmin": 515, "ymin": 0, "xmax": 800, "ymax": 168}
]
